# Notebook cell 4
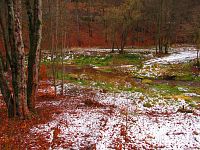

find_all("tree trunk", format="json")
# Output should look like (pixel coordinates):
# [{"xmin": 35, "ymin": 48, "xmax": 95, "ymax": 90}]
[
  {"xmin": 102, "ymin": 8, "xmax": 108, "ymax": 43},
  {"xmin": 7, "ymin": 0, "xmax": 30, "ymax": 118},
  {"xmin": 51, "ymin": 34, "xmax": 57, "ymax": 96},
  {"xmin": 0, "ymin": 6, "xmax": 11, "ymax": 71},
  {"xmin": 197, "ymin": 49, "xmax": 200, "ymax": 67},
  {"xmin": 120, "ymin": 29, "xmax": 128, "ymax": 54},
  {"xmin": 75, "ymin": 1, "xmax": 81, "ymax": 47},
  {"xmin": 157, "ymin": 0, "xmax": 164, "ymax": 54},
  {"xmin": 0, "ymin": 0, "xmax": 42, "ymax": 119},
  {"xmin": 60, "ymin": 32, "xmax": 65, "ymax": 95},
  {"xmin": 26, "ymin": 0, "xmax": 42, "ymax": 111},
  {"xmin": 0, "ymin": 52, "xmax": 16, "ymax": 118},
  {"xmin": 111, "ymin": 41, "xmax": 115, "ymax": 53}
]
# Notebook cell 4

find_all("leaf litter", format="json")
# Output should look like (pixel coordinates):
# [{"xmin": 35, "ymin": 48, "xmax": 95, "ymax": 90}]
[
  {"xmin": 28, "ymin": 83, "xmax": 200, "ymax": 149},
  {"xmin": 0, "ymin": 47, "xmax": 200, "ymax": 149}
]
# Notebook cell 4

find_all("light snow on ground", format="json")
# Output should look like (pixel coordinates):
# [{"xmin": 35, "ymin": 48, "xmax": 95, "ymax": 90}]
[
  {"xmin": 30, "ymin": 47, "xmax": 200, "ymax": 149},
  {"xmin": 136, "ymin": 47, "xmax": 198, "ymax": 78},
  {"xmin": 31, "ymin": 89, "xmax": 200, "ymax": 149},
  {"xmin": 145, "ymin": 50, "xmax": 197, "ymax": 65}
]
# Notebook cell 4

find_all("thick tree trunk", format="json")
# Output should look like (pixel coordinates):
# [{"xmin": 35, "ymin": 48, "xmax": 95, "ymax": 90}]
[
  {"xmin": 26, "ymin": 0, "xmax": 42, "ymax": 111},
  {"xmin": 7, "ymin": 0, "xmax": 30, "ymax": 118},
  {"xmin": 0, "ymin": 5, "xmax": 11, "ymax": 71},
  {"xmin": 0, "ymin": 53, "xmax": 16, "ymax": 118},
  {"xmin": 0, "ymin": 0, "xmax": 42, "ymax": 119}
]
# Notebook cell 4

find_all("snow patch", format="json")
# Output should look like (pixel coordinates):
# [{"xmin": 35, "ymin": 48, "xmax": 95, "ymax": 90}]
[
  {"xmin": 30, "ymin": 90, "xmax": 200, "ymax": 149},
  {"xmin": 145, "ymin": 50, "xmax": 197, "ymax": 65}
]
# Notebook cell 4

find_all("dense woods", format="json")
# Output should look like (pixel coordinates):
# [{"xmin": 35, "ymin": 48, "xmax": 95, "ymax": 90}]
[{"xmin": 40, "ymin": 0, "xmax": 200, "ymax": 50}]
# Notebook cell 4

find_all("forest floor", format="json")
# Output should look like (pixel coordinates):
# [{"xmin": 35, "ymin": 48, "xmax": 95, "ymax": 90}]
[{"xmin": 0, "ymin": 46, "xmax": 200, "ymax": 149}]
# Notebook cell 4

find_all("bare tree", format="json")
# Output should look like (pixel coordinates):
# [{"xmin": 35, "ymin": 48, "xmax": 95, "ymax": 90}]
[
  {"xmin": 106, "ymin": 0, "xmax": 141, "ymax": 53},
  {"xmin": 0, "ymin": 0, "xmax": 42, "ymax": 118},
  {"xmin": 25, "ymin": 0, "xmax": 43, "ymax": 112},
  {"xmin": 194, "ymin": 28, "xmax": 200, "ymax": 67}
]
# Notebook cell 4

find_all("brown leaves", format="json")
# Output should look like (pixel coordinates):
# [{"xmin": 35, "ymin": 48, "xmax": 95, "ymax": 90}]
[
  {"xmin": 39, "ymin": 64, "xmax": 47, "ymax": 80},
  {"xmin": 53, "ymin": 126, "xmax": 61, "ymax": 139},
  {"xmin": 120, "ymin": 125, "xmax": 127, "ymax": 136},
  {"xmin": 84, "ymin": 98, "xmax": 104, "ymax": 108}
]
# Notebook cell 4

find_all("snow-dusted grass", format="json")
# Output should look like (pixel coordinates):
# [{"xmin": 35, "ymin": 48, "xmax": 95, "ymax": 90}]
[
  {"xmin": 136, "ymin": 48, "xmax": 198, "ymax": 78},
  {"xmin": 31, "ymin": 86, "xmax": 200, "ymax": 149},
  {"xmin": 30, "ymin": 47, "xmax": 200, "ymax": 149},
  {"xmin": 145, "ymin": 50, "xmax": 197, "ymax": 65},
  {"xmin": 129, "ymin": 113, "xmax": 200, "ymax": 149},
  {"xmin": 31, "ymin": 109, "xmax": 200, "ymax": 149}
]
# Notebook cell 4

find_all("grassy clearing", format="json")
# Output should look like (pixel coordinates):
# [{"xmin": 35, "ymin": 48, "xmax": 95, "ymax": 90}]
[
  {"xmin": 111, "ymin": 53, "xmax": 142, "ymax": 65},
  {"xmin": 56, "ymin": 72, "xmax": 88, "ymax": 85},
  {"xmin": 151, "ymin": 84, "xmax": 182, "ymax": 95},
  {"xmin": 73, "ymin": 53, "xmax": 142, "ymax": 66},
  {"xmin": 56, "ymin": 71, "xmax": 118, "ymax": 92},
  {"xmin": 42, "ymin": 53, "xmax": 143, "ymax": 67},
  {"xmin": 43, "ymin": 53, "xmax": 142, "ymax": 92},
  {"xmin": 158, "ymin": 62, "xmax": 200, "ymax": 81},
  {"xmin": 41, "ymin": 51, "xmax": 199, "ymax": 109},
  {"xmin": 149, "ymin": 83, "xmax": 200, "ymax": 107},
  {"xmin": 74, "ymin": 55, "xmax": 113, "ymax": 66}
]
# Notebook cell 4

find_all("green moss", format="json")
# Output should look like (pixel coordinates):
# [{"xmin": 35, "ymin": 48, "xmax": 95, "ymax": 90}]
[
  {"xmin": 74, "ymin": 55, "xmax": 113, "ymax": 66},
  {"xmin": 117, "ymin": 53, "xmax": 141, "ymax": 61},
  {"xmin": 73, "ymin": 53, "xmax": 142, "ymax": 67},
  {"xmin": 56, "ymin": 72, "xmax": 88, "ymax": 85},
  {"xmin": 188, "ymin": 103, "xmax": 197, "ymax": 108},
  {"xmin": 152, "ymin": 84, "xmax": 182, "ymax": 95},
  {"xmin": 161, "ymin": 62, "xmax": 199, "ymax": 81},
  {"xmin": 185, "ymin": 98, "xmax": 193, "ymax": 104},
  {"xmin": 189, "ymin": 97, "xmax": 200, "ymax": 103},
  {"xmin": 142, "ymin": 79, "xmax": 153, "ymax": 84},
  {"xmin": 194, "ymin": 76, "xmax": 200, "ymax": 81},
  {"xmin": 143, "ymin": 102, "xmax": 153, "ymax": 108},
  {"xmin": 175, "ymin": 74, "xmax": 194, "ymax": 81},
  {"xmin": 189, "ymin": 87, "xmax": 200, "ymax": 95}
]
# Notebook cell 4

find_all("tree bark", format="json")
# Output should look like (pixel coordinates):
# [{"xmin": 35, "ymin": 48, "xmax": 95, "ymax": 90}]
[
  {"xmin": 0, "ymin": 2, "xmax": 11, "ymax": 71},
  {"xmin": 0, "ymin": 0, "xmax": 42, "ymax": 119},
  {"xmin": 0, "ymin": 51, "xmax": 16, "ymax": 118},
  {"xmin": 120, "ymin": 29, "xmax": 128, "ymax": 54},
  {"xmin": 197, "ymin": 49, "xmax": 200, "ymax": 67},
  {"xmin": 7, "ymin": 0, "xmax": 30, "ymax": 118},
  {"xmin": 75, "ymin": 1, "xmax": 81, "ymax": 47},
  {"xmin": 26, "ymin": 0, "xmax": 42, "ymax": 112}
]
